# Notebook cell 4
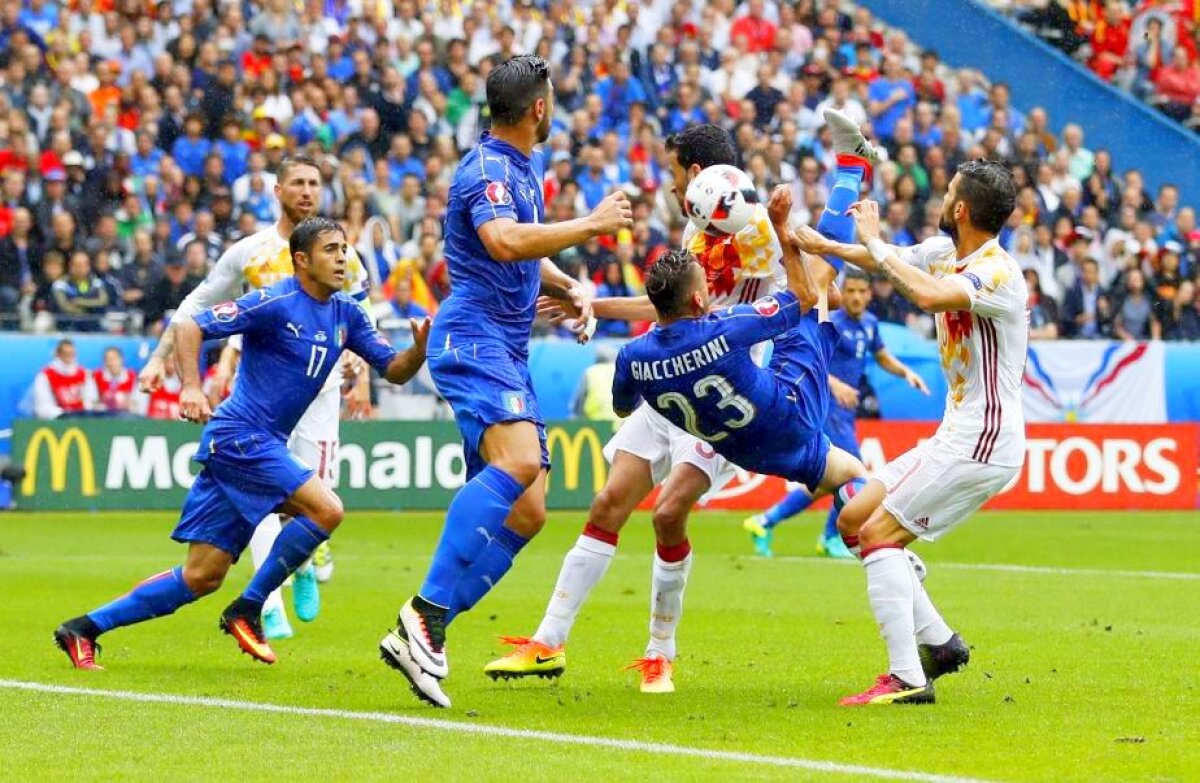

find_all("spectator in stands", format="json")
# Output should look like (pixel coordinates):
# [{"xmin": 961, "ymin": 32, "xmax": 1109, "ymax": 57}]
[
  {"xmin": 120, "ymin": 230, "xmax": 161, "ymax": 311},
  {"xmin": 595, "ymin": 258, "xmax": 638, "ymax": 339},
  {"xmin": 1062, "ymin": 257, "xmax": 1114, "ymax": 338},
  {"xmin": 170, "ymin": 113, "xmax": 212, "ymax": 179},
  {"xmin": 1061, "ymin": 124, "xmax": 1095, "ymax": 182},
  {"xmin": 1164, "ymin": 280, "xmax": 1199, "ymax": 340},
  {"xmin": 867, "ymin": 54, "xmax": 916, "ymax": 141},
  {"xmin": 1112, "ymin": 267, "xmax": 1161, "ymax": 340},
  {"xmin": 1026, "ymin": 268, "xmax": 1061, "ymax": 339},
  {"xmin": 0, "ymin": 207, "xmax": 39, "ymax": 315},
  {"xmin": 33, "ymin": 339, "xmax": 97, "ymax": 419},
  {"xmin": 1088, "ymin": 1, "xmax": 1131, "ymax": 83},
  {"xmin": 133, "ymin": 355, "xmax": 182, "ymax": 420},
  {"xmin": 93, "ymin": 346, "xmax": 137, "ymax": 414},
  {"xmin": 1132, "ymin": 15, "xmax": 1171, "ymax": 98},
  {"xmin": 52, "ymin": 251, "xmax": 109, "ymax": 332},
  {"xmin": 142, "ymin": 249, "xmax": 201, "ymax": 334},
  {"xmin": 1152, "ymin": 46, "xmax": 1200, "ymax": 121},
  {"xmin": 174, "ymin": 210, "xmax": 222, "ymax": 265},
  {"xmin": 386, "ymin": 276, "xmax": 430, "ymax": 322}
]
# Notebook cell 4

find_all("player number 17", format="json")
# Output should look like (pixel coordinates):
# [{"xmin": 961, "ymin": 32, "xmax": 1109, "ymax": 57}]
[
  {"xmin": 657, "ymin": 374, "xmax": 756, "ymax": 443},
  {"xmin": 306, "ymin": 345, "xmax": 328, "ymax": 378}
]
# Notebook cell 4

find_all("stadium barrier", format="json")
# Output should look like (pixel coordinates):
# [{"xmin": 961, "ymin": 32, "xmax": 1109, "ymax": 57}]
[{"xmin": 13, "ymin": 418, "xmax": 1198, "ymax": 512}]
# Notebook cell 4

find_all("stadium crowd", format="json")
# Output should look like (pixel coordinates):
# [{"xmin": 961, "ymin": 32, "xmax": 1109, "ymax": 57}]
[
  {"xmin": 1, "ymin": 0, "xmax": 1199, "ymax": 345},
  {"xmin": 998, "ymin": 1, "xmax": 1200, "ymax": 129}
]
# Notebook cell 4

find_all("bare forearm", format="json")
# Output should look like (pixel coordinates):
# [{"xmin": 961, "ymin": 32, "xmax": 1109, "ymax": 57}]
[
  {"xmin": 593, "ymin": 295, "xmax": 656, "ymax": 321},
  {"xmin": 384, "ymin": 346, "xmax": 426, "ymax": 384},
  {"xmin": 491, "ymin": 218, "xmax": 599, "ymax": 261},
  {"xmin": 867, "ymin": 239, "xmax": 968, "ymax": 313},
  {"xmin": 173, "ymin": 319, "xmax": 204, "ymax": 388},
  {"xmin": 539, "ymin": 257, "xmax": 580, "ymax": 297},
  {"xmin": 152, "ymin": 322, "xmax": 177, "ymax": 360}
]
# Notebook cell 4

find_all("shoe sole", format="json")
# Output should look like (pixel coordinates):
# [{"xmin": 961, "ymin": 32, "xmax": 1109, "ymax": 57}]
[
  {"xmin": 379, "ymin": 640, "xmax": 450, "ymax": 708},
  {"xmin": 219, "ymin": 617, "xmax": 276, "ymax": 664},
  {"xmin": 484, "ymin": 667, "xmax": 564, "ymax": 681}
]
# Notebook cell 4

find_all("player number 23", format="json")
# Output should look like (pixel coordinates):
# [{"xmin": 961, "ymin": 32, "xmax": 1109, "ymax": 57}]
[{"xmin": 657, "ymin": 374, "xmax": 756, "ymax": 442}]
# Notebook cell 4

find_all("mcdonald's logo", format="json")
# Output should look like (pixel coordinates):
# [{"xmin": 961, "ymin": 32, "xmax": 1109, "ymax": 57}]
[
  {"xmin": 22, "ymin": 427, "xmax": 98, "ymax": 497},
  {"xmin": 545, "ymin": 426, "xmax": 606, "ymax": 494}
]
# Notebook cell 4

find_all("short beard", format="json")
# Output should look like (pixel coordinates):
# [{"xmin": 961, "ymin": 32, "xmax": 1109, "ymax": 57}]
[
  {"xmin": 939, "ymin": 214, "xmax": 958, "ymax": 241},
  {"xmin": 282, "ymin": 202, "xmax": 314, "ymax": 226},
  {"xmin": 535, "ymin": 114, "xmax": 551, "ymax": 144}
]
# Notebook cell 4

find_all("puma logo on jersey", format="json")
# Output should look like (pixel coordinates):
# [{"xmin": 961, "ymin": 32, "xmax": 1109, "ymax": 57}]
[{"xmin": 286, "ymin": 322, "xmax": 302, "ymax": 338}]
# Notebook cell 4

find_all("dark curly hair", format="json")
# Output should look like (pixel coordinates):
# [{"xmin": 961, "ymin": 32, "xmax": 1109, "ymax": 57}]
[{"xmin": 646, "ymin": 249, "xmax": 701, "ymax": 318}]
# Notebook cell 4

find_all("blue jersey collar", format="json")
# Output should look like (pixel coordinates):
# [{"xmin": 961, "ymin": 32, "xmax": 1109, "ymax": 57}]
[{"xmin": 480, "ymin": 132, "xmax": 532, "ymax": 163}]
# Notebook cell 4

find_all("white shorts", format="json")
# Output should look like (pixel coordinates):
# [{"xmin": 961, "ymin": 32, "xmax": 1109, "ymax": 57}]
[
  {"xmin": 288, "ymin": 383, "xmax": 341, "ymax": 487},
  {"xmin": 603, "ymin": 404, "xmax": 738, "ymax": 497},
  {"xmin": 877, "ymin": 438, "xmax": 1019, "ymax": 541}
]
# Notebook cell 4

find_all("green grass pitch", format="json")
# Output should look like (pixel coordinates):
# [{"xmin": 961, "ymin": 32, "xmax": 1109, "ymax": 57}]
[{"xmin": 1, "ymin": 509, "xmax": 1197, "ymax": 781}]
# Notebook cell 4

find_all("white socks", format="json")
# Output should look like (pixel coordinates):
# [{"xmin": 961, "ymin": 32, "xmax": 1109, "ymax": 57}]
[
  {"xmin": 913, "ymin": 570, "xmax": 953, "ymax": 647},
  {"xmin": 533, "ymin": 533, "xmax": 616, "ymax": 648},
  {"xmin": 249, "ymin": 513, "xmax": 286, "ymax": 617},
  {"xmin": 863, "ymin": 548, "xmax": 926, "ymax": 686},
  {"xmin": 646, "ymin": 551, "xmax": 692, "ymax": 661}
]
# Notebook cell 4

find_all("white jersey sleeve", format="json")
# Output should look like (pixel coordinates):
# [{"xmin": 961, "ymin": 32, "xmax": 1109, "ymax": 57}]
[
  {"xmin": 169, "ymin": 239, "xmax": 251, "ymax": 324},
  {"xmin": 897, "ymin": 235, "xmax": 955, "ymax": 273}
]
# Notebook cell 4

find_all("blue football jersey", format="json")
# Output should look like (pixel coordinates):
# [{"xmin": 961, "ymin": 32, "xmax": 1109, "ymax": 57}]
[
  {"xmin": 434, "ymin": 133, "xmax": 546, "ymax": 355},
  {"xmin": 193, "ymin": 277, "xmax": 397, "ymax": 440},
  {"xmin": 613, "ymin": 292, "xmax": 831, "ymax": 480},
  {"xmin": 826, "ymin": 309, "xmax": 884, "ymax": 387}
]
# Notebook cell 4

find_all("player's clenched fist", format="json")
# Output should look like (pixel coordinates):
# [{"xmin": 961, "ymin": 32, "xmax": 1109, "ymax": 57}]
[
  {"xmin": 767, "ymin": 184, "xmax": 793, "ymax": 228},
  {"xmin": 588, "ymin": 191, "xmax": 634, "ymax": 235},
  {"xmin": 179, "ymin": 385, "xmax": 212, "ymax": 424}
]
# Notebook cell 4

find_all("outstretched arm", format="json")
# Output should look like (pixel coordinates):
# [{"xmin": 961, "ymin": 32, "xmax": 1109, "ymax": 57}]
[
  {"xmin": 478, "ymin": 192, "xmax": 632, "ymax": 262},
  {"xmin": 381, "ymin": 318, "xmax": 431, "ymax": 384},
  {"xmin": 875, "ymin": 348, "xmax": 931, "ymax": 394},
  {"xmin": 847, "ymin": 201, "xmax": 970, "ymax": 313}
]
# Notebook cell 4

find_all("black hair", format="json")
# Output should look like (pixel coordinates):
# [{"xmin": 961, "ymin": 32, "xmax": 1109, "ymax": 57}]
[
  {"xmin": 278, "ymin": 154, "xmax": 322, "ymax": 183},
  {"xmin": 665, "ymin": 124, "xmax": 738, "ymax": 170},
  {"xmin": 645, "ymin": 249, "xmax": 700, "ymax": 318},
  {"xmin": 290, "ymin": 216, "xmax": 345, "ymax": 259},
  {"xmin": 55, "ymin": 338, "xmax": 74, "ymax": 352},
  {"xmin": 844, "ymin": 268, "xmax": 871, "ymax": 284},
  {"xmin": 955, "ymin": 159, "xmax": 1016, "ymax": 235},
  {"xmin": 486, "ymin": 55, "xmax": 551, "ymax": 126}
]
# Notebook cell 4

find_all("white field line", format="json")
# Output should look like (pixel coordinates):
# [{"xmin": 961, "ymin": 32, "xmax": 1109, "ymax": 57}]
[
  {"xmin": 752, "ymin": 556, "xmax": 1200, "ymax": 581},
  {"xmin": 0, "ymin": 679, "xmax": 995, "ymax": 783}
]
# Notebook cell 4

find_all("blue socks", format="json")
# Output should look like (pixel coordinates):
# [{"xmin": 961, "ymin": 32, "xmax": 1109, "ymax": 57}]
[
  {"xmin": 420, "ymin": 465, "xmax": 526, "ymax": 609},
  {"xmin": 87, "ymin": 566, "xmax": 197, "ymax": 633},
  {"xmin": 823, "ymin": 505, "xmax": 840, "ymax": 539},
  {"xmin": 764, "ymin": 488, "xmax": 815, "ymax": 528},
  {"xmin": 447, "ymin": 525, "xmax": 530, "ymax": 624},
  {"xmin": 815, "ymin": 161, "xmax": 867, "ymax": 275},
  {"xmin": 242, "ymin": 516, "xmax": 329, "ymax": 606}
]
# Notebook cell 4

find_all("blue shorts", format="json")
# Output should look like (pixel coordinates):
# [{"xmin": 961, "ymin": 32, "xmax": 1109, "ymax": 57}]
[
  {"xmin": 171, "ymin": 423, "xmax": 314, "ymax": 560},
  {"xmin": 427, "ymin": 335, "xmax": 550, "ymax": 481},
  {"xmin": 824, "ymin": 409, "xmax": 861, "ymax": 458}
]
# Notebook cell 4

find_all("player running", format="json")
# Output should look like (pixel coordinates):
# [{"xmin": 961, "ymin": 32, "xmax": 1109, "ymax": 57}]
[
  {"xmin": 742, "ymin": 268, "xmax": 929, "ymax": 559},
  {"xmin": 486, "ymin": 112, "xmax": 875, "ymax": 693},
  {"xmin": 797, "ymin": 160, "xmax": 1026, "ymax": 706},
  {"xmin": 138, "ymin": 155, "xmax": 370, "ymax": 640},
  {"xmin": 53, "ymin": 218, "xmax": 429, "ymax": 671},
  {"xmin": 378, "ymin": 55, "xmax": 633, "ymax": 708}
]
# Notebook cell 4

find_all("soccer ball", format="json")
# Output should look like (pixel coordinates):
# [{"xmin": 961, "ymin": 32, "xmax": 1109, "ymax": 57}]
[{"xmin": 684, "ymin": 164, "xmax": 759, "ymax": 237}]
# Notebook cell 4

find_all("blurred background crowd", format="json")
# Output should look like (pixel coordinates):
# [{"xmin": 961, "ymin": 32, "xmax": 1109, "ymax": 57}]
[{"xmin": 1, "ymin": 0, "xmax": 1198, "ymax": 351}]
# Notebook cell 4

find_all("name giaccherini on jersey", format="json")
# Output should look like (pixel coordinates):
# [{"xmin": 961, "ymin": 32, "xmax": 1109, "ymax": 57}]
[{"xmin": 628, "ymin": 334, "xmax": 732, "ymax": 382}]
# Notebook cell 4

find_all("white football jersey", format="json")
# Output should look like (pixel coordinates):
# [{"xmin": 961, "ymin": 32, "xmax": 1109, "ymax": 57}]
[
  {"xmin": 682, "ymin": 203, "xmax": 787, "ymax": 308},
  {"xmin": 899, "ymin": 236, "xmax": 1029, "ymax": 468},
  {"xmin": 172, "ymin": 223, "xmax": 372, "ymax": 390}
]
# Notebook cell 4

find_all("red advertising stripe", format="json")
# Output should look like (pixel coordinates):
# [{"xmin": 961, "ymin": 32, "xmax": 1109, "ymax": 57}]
[{"xmin": 668, "ymin": 422, "xmax": 1199, "ymax": 512}]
